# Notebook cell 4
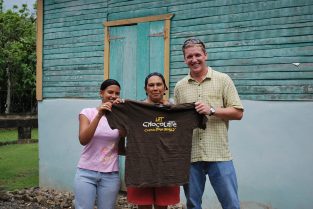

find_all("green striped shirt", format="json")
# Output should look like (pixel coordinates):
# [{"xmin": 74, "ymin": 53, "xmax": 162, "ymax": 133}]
[{"xmin": 174, "ymin": 67, "xmax": 243, "ymax": 162}]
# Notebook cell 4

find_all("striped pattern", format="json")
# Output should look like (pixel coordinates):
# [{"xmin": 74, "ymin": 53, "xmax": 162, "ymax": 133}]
[{"xmin": 42, "ymin": 0, "xmax": 313, "ymax": 100}]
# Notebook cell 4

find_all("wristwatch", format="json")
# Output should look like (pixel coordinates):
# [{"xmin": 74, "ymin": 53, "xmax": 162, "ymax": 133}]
[{"xmin": 208, "ymin": 106, "xmax": 216, "ymax": 116}]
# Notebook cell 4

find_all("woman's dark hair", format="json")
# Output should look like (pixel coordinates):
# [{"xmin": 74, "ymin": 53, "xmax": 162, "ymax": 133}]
[
  {"xmin": 100, "ymin": 79, "xmax": 120, "ymax": 90},
  {"xmin": 144, "ymin": 72, "xmax": 168, "ymax": 90}
]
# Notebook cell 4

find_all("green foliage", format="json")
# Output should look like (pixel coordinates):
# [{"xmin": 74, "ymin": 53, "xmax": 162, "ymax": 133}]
[
  {"xmin": 0, "ymin": 4, "xmax": 36, "ymax": 113},
  {"xmin": 0, "ymin": 143, "xmax": 38, "ymax": 191}
]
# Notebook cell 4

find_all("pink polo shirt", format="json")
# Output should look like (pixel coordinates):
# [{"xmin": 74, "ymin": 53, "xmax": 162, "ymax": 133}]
[{"xmin": 77, "ymin": 108, "xmax": 120, "ymax": 173}]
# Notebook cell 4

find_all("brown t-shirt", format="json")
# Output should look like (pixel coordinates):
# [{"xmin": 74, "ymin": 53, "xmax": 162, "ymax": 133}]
[{"xmin": 106, "ymin": 100, "xmax": 207, "ymax": 187}]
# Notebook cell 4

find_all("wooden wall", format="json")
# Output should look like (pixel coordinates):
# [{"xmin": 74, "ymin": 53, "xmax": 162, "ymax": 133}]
[
  {"xmin": 42, "ymin": 0, "xmax": 108, "ymax": 98},
  {"xmin": 41, "ymin": 0, "xmax": 313, "ymax": 100}
]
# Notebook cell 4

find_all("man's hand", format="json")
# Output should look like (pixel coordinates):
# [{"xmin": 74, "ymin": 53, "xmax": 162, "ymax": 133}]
[{"xmin": 195, "ymin": 101, "xmax": 211, "ymax": 115}]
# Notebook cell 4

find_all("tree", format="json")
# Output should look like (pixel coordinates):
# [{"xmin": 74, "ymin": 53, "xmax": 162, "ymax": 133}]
[
  {"xmin": 0, "ymin": 4, "xmax": 36, "ymax": 114},
  {"xmin": 0, "ymin": 0, "xmax": 3, "ymax": 13}
]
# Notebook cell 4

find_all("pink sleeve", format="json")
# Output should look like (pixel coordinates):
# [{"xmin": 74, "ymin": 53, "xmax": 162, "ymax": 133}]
[{"xmin": 79, "ymin": 108, "xmax": 92, "ymax": 122}]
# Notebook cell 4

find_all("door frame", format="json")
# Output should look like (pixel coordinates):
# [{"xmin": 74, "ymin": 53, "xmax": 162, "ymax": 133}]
[{"xmin": 103, "ymin": 14, "xmax": 174, "ymax": 94}]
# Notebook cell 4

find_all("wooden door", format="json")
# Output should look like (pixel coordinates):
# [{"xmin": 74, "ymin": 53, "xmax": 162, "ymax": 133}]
[{"xmin": 109, "ymin": 20, "xmax": 165, "ymax": 100}]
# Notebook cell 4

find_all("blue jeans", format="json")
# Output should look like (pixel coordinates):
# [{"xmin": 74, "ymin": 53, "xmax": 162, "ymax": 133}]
[
  {"xmin": 74, "ymin": 168, "xmax": 120, "ymax": 209},
  {"xmin": 185, "ymin": 161, "xmax": 240, "ymax": 209}
]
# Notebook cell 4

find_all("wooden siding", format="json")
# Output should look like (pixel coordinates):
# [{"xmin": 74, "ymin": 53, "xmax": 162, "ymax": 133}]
[
  {"xmin": 168, "ymin": 0, "xmax": 313, "ymax": 100},
  {"xmin": 41, "ymin": 0, "xmax": 313, "ymax": 100},
  {"xmin": 42, "ymin": 0, "xmax": 108, "ymax": 98}
]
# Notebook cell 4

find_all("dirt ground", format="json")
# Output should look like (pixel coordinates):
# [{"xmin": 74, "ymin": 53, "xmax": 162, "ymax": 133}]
[
  {"xmin": 0, "ymin": 189, "xmax": 131, "ymax": 209},
  {"xmin": 0, "ymin": 188, "xmax": 183, "ymax": 209}
]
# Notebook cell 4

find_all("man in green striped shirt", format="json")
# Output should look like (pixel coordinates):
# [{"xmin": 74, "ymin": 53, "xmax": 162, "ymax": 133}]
[{"xmin": 174, "ymin": 38, "xmax": 244, "ymax": 209}]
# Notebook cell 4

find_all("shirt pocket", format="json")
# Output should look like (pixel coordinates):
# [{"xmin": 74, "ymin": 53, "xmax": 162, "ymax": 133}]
[{"xmin": 203, "ymin": 92, "xmax": 223, "ymax": 108}]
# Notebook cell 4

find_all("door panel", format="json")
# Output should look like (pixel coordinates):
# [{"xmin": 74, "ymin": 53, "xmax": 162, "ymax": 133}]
[
  {"xmin": 148, "ymin": 21, "xmax": 164, "ymax": 75},
  {"xmin": 109, "ymin": 25, "xmax": 138, "ymax": 99},
  {"xmin": 109, "ymin": 21, "xmax": 164, "ymax": 100}
]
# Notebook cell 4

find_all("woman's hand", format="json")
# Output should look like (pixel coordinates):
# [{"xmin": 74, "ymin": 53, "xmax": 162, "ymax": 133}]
[
  {"xmin": 112, "ymin": 98, "xmax": 125, "ymax": 104},
  {"xmin": 98, "ymin": 99, "xmax": 124, "ymax": 116},
  {"xmin": 98, "ymin": 102, "xmax": 113, "ymax": 116}
]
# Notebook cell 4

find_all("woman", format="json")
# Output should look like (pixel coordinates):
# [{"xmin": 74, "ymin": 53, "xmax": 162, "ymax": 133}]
[
  {"xmin": 126, "ymin": 72, "xmax": 180, "ymax": 209},
  {"xmin": 74, "ymin": 79, "xmax": 124, "ymax": 209}
]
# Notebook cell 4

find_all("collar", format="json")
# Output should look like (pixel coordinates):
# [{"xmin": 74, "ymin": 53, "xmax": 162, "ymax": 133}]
[{"xmin": 187, "ymin": 67, "xmax": 213, "ymax": 82}]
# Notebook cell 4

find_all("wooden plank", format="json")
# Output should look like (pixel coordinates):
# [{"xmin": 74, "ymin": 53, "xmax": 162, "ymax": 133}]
[
  {"xmin": 44, "ymin": 18, "xmax": 104, "ymax": 30},
  {"xmin": 169, "ymin": 0, "xmax": 311, "ymax": 13},
  {"xmin": 45, "ymin": 2, "xmax": 107, "ymax": 14},
  {"xmin": 171, "ymin": 22, "xmax": 313, "ymax": 42},
  {"xmin": 45, "ymin": 45, "xmax": 104, "ymax": 55},
  {"xmin": 170, "ymin": 26, "xmax": 313, "ymax": 44},
  {"xmin": 108, "ymin": 1, "xmax": 168, "ymax": 13},
  {"xmin": 43, "ymin": 69, "xmax": 103, "ymax": 76},
  {"xmin": 44, "ymin": 34, "xmax": 103, "ymax": 46},
  {"xmin": 43, "ymin": 57, "xmax": 103, "ymax": 67},
  {"xmin": 171, "ymin": 35, "xmax": 313, "ymax": 51},
  {"xmin": 42, "ymin": 92, "xmax": 99, "ymax": 98},
  {"xmin": 209, "ymin": 57, "xmax": 312, "ymax": 67},
  {"xmin": 171, "ymin": 14, "xmax": 313, "ymax": 33},
  {"xmin": 240, "ymin": 94, "xmax": 313, "ymax": 101},
  {"xmin": 233, "ymin": 79, "xmax": 313, "ymax": 86},
  {"xmin": 164, "ymin": 17, "xmax": 171, "ymax": 98},
  {"xmin": 43, "ymin": 74, "xmax": 103, "ymax": 82},
  {"xmin": 121, "ymin": 26, "xmax": 137, "ymax": 99},
  {"xmin": 44, "ymin": 86, "xmax": 100, "ymax": 93},
  {"xmin": 149, "ymin": 21, "xmax": 164, "ymax": 73},
  {"xmin": 149, "ymin": 21, "xmax": 166, "ymax": 97},
  {"xmin": 236, "ymin": 85, "xmax": 313, "ymax": 94},
  {"xmin": 136, "ymin": 22, "xmax": 150, "ymax": 99},
  {"xmin": 44, "ymin": 0, "xmax": 105, "ymax": 6},
  {"xmin": 225, "ymin": 71, "xmax": 313, "ymax": 80},
  {"xmin": 171, "ymin": 4, "xmax": 313, "ymax": 22},
  {"xmin": 0, "ymin": 116, "xmax": 38, "ymax": 128},
  {"xmin": 104, "ymin": 14, "xmax": 173, "ymax": 26},
  {"xmin": 44, "ymin": 65, "xmax": 103, "ymax": 71},
  {"xmin": 45, "ymin": 12, "xmax": 109, "ymax": 25},
  {"xmin": 43, "ymin": 81, "xmax": 101, "ymax": 87},
  {"xmin": 44, "ymin": 23, "xmax": 103, "ymax": 34},
  {"xmin": 109, "ymin": 0, "xmax": 167, "ymax": 8},
  {"xmin": 36, "ymin": 0, "xmax": 43, "ymax": 101},
  {"xmin": 108, "ymin": 8, "xmax": 168, "ymax": 21},
  {"xmin": 108, "ymin": 26, "xmax": 126, "ymax": 89},
  {"xmin": 171, "ymin": 7, "xmax": 313, "ymax": 31},
  {"xmin": 44, "ymin": 51, "xmax": 103, "ymax": 60},
  {"xmin": 44, "ymin": 29, "xmax": 103, "ymax": 40},
  {"xmin": 104, "ymin": 26, "xmax": 110, "ymax": 80}
]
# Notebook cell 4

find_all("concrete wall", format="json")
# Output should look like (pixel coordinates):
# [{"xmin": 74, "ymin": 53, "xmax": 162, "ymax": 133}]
[{"xmin": 38, "ymin": 99, "xmax": 313, "ymax": 209}]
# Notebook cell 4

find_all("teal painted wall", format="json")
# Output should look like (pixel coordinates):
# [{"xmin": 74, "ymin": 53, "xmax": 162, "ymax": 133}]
[
  {"xmin": 42, "ymin": 0, "xmax": 313, "ymax": 100},
  {"xmin": 43, "ymin": 0, "xmax": 108, "ymax": 98}
]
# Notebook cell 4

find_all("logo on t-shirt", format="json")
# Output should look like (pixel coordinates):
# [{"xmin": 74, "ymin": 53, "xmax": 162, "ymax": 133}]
[{"xmin": 142, "ymin": 116, "xmax": 177, "ymax": 133}]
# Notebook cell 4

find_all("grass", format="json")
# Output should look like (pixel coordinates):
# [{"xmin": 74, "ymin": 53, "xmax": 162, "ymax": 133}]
[
  {"xmin": 0, "ymin": 143, "xmax": 39, "ymax": 191},
  {"xmin": 0, "ymin": 128, "xmax": 38, "ymax": 143}
]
